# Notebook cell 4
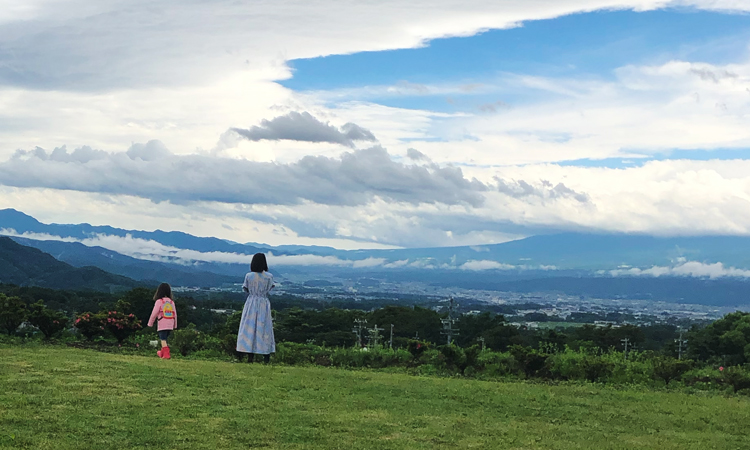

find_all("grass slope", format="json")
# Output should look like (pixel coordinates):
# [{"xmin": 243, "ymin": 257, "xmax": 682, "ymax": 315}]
[{"xmin": 1, "ymin": 346, "xmax": 749, "ymax": 449}]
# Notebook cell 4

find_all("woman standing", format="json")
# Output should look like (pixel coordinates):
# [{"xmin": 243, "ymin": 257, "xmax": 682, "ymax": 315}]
[{"xmin": 236, "ymin": 253, "xmax": 276, "ymax": 363}]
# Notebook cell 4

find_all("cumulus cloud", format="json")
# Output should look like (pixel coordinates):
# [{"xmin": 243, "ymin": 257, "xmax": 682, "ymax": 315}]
[
  {"xmin": 232, "ymin": 112, "xmax": 377, "ymax": 148},
  {"xmin": 406, "ymin": 148, "xmax": 431, "ymax": 161},
  {"xmin": 495, "ymin": 179, "xmax": 590, "ymax": 203},
  {"xmin": 459, "ymin": 260, "xmax": 558, "ymax": 270},
  {"xmin": 460, "ymin": 260, "xmax": 516, "ymax": 270},
  {"xmin": 0, "ymin": 142, "xmax": 488, "ymax": 207},
  {"xmin": 608, "ymin": 259, "xmax": 750, "ymax": 279}
]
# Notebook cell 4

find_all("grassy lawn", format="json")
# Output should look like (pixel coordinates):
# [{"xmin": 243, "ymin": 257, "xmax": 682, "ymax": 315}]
[{"xmin": 1, "ymin": 346, "xmax": 749, "ymax": 449}]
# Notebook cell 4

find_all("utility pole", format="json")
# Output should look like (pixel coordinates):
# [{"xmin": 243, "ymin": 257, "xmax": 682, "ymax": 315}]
[
  {"xmin": 440, "ymin": 297, "xmax": 460, "ymax": 345},
  {"xmin": 367, "ymin": 324, "xmax": 385, "ymax": 348},
  {"xmin": 389, "ymin": 324, "xmax": 394, "ymax": 349},
  {"xmin": 621, "ymin": 337, "xmax": 630, "ymax": 360},
  {"xmin": 352, "ymin": 318, "xmax": 367, "ymax": 348},
  {"xmin": 674, "ymin": 329, "xmax": 688, "ymax": 360},
  {"xmin": 478, "ymin": 336, "xmax": 486, "ymax": 351}
]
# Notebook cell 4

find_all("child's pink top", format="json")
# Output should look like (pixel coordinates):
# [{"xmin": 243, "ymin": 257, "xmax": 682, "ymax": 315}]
[{"xmin": 147, "ymin": 297, "xmax": 177, "ymax": 331}]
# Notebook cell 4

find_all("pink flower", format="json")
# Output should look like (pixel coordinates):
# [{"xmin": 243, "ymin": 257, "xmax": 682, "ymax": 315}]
[
  {"xmin": 136, "ymin": 344, "xmax": 140, "ymax": 348},
  {"xmin": 719, "ymin": 366, "xmax": 724, "ymax": 372}
]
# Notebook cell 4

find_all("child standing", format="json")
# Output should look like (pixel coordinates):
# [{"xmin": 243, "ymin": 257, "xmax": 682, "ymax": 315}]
[{"xmin": 147, "ymin": 283, "xmax": 177, "ymax": 359}]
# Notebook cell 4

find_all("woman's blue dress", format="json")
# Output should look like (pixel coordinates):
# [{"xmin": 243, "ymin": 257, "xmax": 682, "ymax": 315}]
[{"xmin": 236, "ymin": 272, "xmax": 276, "ymax": 354}]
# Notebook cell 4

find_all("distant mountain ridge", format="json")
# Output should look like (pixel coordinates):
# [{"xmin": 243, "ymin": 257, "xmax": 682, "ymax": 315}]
[
  {"xmin": 3, "ymin": 207, "xmax": 750, "ymax": 273},
  {"xmin": 11, "ymin": 237, "xmax": 240, "ymax": 287},
  {"xmin": 4, "ymin": 209, "xmax": 750, "ymax": 306},
  {"xmin": 0, "ymin": 236, "xmax": 141, "ymax": 291},
  {"xmin": 0, "ymin": 208, "xmax": 270, "ymax": 255}
]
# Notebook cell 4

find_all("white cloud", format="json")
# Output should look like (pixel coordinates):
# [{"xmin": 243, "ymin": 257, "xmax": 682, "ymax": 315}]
[
  {"xmin": 0, "ymin": 227, "xmax": 393, "ymax": 268},
  {"xmin": 458, "ymin": 260, "xmax": 558, "ymax": 270},
  {"xmin": 460, "ymin": 260, "xmax": 517, "ymax": 270},
  {"xmin": 608, "ymin": 260, "xmax": 750, "ymax": 278}
]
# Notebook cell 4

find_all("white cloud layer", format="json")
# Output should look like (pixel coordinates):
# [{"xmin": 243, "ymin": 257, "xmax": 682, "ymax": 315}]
[{"xmin": 608, "ymin": 259, "xmax": 750, "ymax": 278}]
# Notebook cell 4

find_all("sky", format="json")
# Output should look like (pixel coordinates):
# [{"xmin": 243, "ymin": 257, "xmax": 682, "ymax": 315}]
[{"xmin": 1, "ymin": 0, "xmax": 750, "ymax": 250}]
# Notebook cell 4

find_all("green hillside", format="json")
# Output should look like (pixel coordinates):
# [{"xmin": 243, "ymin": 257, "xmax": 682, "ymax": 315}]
[
  {"xmin": 1, "ymin": 346, "xmax": 749, "ymax": 449},
  {"xmin": 0, "ymin": 237, "xmax": 141, "ymax": 292}
]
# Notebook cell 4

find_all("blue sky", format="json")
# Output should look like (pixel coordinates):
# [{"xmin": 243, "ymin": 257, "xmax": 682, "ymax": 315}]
[
  {"xmin": 3, "ymin": 1, "xmax": 750, "ymax": 249},
  {"xmin": 283, "ymin": 9, "xmax": 750, "ymax": 113}
]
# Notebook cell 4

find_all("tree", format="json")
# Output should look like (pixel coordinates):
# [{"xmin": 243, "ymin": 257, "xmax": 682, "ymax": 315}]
[
  {"xmin": 455, "ymin": 312, "xmax": 506, "ymax": 347},
  {"xmin": 117, "ymin": 288, "xmax": 155, "ymax": 324},
  {"xmin": 483, "ymin": 324, "xmax": 522, "ymax": 352},
  {"xmin": 27, "ymin": 300, "xmax": 69, "ymax": 339},
  {"xmin": 0, "ymin": 294, "xmax": 26, "ymax": 335},
  {"xmin": 687, "ymin": 311, "xmax": 750, "ymax": 365}
]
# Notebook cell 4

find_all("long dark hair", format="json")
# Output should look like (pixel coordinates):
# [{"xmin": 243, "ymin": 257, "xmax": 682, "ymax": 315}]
[
  {"xmin": 153, "ymin": 282, "xmax": 172, "ymax": 300},
  {"xmin": 250, "ymin": 253, "xmax": 268, "ymax": 273}
]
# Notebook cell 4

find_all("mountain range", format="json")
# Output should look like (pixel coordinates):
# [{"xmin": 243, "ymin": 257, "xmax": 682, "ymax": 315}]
[
  {"xmin": 0, "ymin": 236, "xmax": 140, "ymax": 291},
  {"xmin": 2, "ymin": 208, "xmax": 750, "ymax": 306}
]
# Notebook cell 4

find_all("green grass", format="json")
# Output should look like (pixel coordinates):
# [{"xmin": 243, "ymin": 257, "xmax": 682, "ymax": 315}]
[{"xmin": 1, "ymin": 346, "xmax": 749, "ymax": 449}]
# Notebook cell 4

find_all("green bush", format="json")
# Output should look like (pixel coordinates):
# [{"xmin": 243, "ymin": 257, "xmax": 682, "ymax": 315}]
[
  {"xmin": 27, "ymin": 300, "xmax": 69, "ymax": 339},
  {"xmin": 605, "ymin": 353, "xmax": 652, "ymax": 385},
  {"xmin": 681, "ymin": 366, "xmax": 725, "ymax": 391},
  {"xmin": 510, "ymin": 345, "xmax": 550, "ymax": 379},
  {"xmin": 652, "ymin": 356, "xmax": 694, "ymax": 385},
  {"xmin": 172, "ymin": 325, "xmax": 201, "ymax": 356},
  {"xmin": 0, "ymin": 294, "xmax": 26, "ymax": 335},
  {"xmin": 475, "ymin": 351, "xmax": 517, "ymax": 378},
  {"xmin": 547, "ymin": 349, "xmax": 613, "ymax": 382},
  {"xmin": 438, "ymin": 344, "xmax": 466, "ymax": 371},
  {"xmin": 406, "ymin": 339, "xmax": 431, "ymax": 359},
  {"xmin": 722, "ymin": 366, "xmax": 750, "ymax": 393},
  {"xmin": 275, "ymin": 342, "xmax": 331, "ymax": 365}
]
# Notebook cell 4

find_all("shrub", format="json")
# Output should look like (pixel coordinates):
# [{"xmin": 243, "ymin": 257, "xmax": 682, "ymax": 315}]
[
  {"xmin": 722, "ymin": 366, "xmax": 750, "ymax": 393},
  {"xmin": 438, "ymin": 344, "xmax": 466, "ymax": 371},
  {"xmin": 406, "ymin": 340, "xmax": 431, "ymax": 359},
  {"xmin": 510, "ymin": 345, "xmax": 550, "ymax": 379},
  {"xmin": 215, "ymin": 311, "xmax": 242, "ymax": 357},
  {"xmin": 681, "ymin": 366, "xmax": 724, "ymax": 391},
  {"xmin": 102, "ymin": 310, "xmax": 142, "ymax": 343},
  {"xmin": 275, "ymin": 342, "xmax": 331, "ymax": 366},
  {"xmin": 0, "ymin": 294, "xmax": 26, "ymax": 335},
  {"xmin": 476, "ymin": 351, "xmax": 517, "ymax": 378},
  {"xmin": 172, "ymin": 325, "xmax": 201, "ymax": 356},
  {"xmin": 547, "ymin": 349, "xmax": 613, "ymax": 382},
  {"xmin": 651, "ymin": 356, "xmax": 694, "ymax": 385},
  {"xmin": 27, "ymin": 300, "xmax": 69, "ymax": 339},
  {"xmin": 603, "ymin": 353, "xmax": 651, "ymax": 385},
  {"xmin": 74, "ymin": 312, "xmax": 105, "ymax": 340}
]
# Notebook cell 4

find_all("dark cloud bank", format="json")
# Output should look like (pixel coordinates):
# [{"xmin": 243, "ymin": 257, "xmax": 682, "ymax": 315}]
[
  {"xmin": 0, "ymin": 141, "xmax": 487, "ymax": 207},
  {"xmin": 0, "ymin": 110, "xmax": 587, "ymax": 208},
  {"xmin": 231, "ymin": 112, "xmax": 377, "ymax": 148}
]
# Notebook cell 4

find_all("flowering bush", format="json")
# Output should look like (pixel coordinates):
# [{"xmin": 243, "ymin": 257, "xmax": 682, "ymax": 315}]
[
  {"xmin": 74, "ymin": 312, "xmax": 105, "ymax": 340},
  {"xmin": 102, "ymin": 310, "xmax": 142, "ymax": 343},
  {"xmin": 406, "ymin": 339, "xmax": 431, "ymax": 358}
]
